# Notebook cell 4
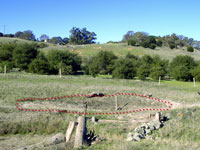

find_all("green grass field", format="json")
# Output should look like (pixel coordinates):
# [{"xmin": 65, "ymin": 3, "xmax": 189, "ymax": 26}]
[
  {"xmin": 0, "ymin": 73, "xmax": 200, "ymax": 149},
  {"xmin": 1, "ymin": 37, "xmax": 200, "ymax": 149}
]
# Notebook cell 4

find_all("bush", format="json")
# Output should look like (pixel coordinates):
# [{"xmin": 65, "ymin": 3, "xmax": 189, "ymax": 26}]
[
  {"xmin": 125, "ymin": 53, "xmax": 139, "ymax": 60},
  {"xmin": 28, "ymin": 52, "xmax": 50, "ymax": 74},
  {"xmin": 38, "ymin": 43, "xmax": 48, "ymax": 48},
  {"xmin": 156, "ymin": 40, "xmax": 162, "ymax": 47},
  {"xmin": 149, "ymin": 43, "xmax": 156, "ymax": 49},
  {"xmin": 47, "ymin": 50, "xmax": 81, "ymax": 75},
  {"xmin": 170, "ymin": 55, "xmax": 196, "ymax": 81},
  {"xmin": 150, "ymin": 56, "xmax": 169, "ymax": 80},
  {"xmin": 0, "ymin": 61, "xmax": 15, "ymax": 73},
  {"xmin": 141, "ymin": 41, "xmax": 150, "ymax": 48},
  {"xmin": 170, "ymin": 44, "xmax": 175, "ymax": 49},
  {"xmin": 13, "ymin": 43, "xmax": 38, "ymax": 70},
  {"xmin": 86, "ymin": 51, "xmax": 117, "ymax": 77},
  {"xmin": 191, "ymin": 64, "xmax": 200, "ymax": 81},
  {"xmin": 137, "ymin": 64, "xmax": 150, "ymax": 80},
  {"xmin": 137, "ymin": 55, "xmax": 154, "ymax": 80},
  {"xmin": 187, "ymin": 46, "xmax": 194, "ymax": 52},
  {"xmin": 128, "ymin": 40, "xmax": 136, "ymax": 46},
  {"xmin": 0, "ymin": 43, "xmax": 16, "ymax": 62},
  {"xmin": 112, "ymin": 58, "xmax": 136, "ymax": 79}
]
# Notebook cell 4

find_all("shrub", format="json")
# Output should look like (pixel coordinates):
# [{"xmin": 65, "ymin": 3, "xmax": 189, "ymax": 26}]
[
  {"xmin": 13, "ymin": 43, "xmax": 38, "ymax": 70},
  {"xmin": 47, "ymin": 50, "xmax": 81, "ymax": 75},
  {"xmin": 86, "ymin": 51, "xmax": 117, "ymax": 76},
  {"xmin": 149, "ymin": 43, "xmax": 156, "ymax": 49},
  {"xmin": 191, "ymin": 64, "xmax": 200, "ymax": 81},
  {"xmin": 0, "ymin": 61, "xmax": 15, "ymax": 73},
  {"xmin": 170, "ymin": 44, "xmax": 175, "ymax": 49},
  {"xmin": 141, "ymin": 41, "xmax": 150, "ymax": 48},
  {"xmin": 0, "ymin": 43, "xmax": 16, "ymax": 62},
  {"xmin": 170, "ymin": 55, "xmax": 196, "ymax": 81},
  {"xmin": 187, "ymin": 46, "xmax": 194, "ymax": 52},
  {"xmin": 137, "ymin": 64, "xmax": 150, "ymax": 80},
  {"xmin": 156, "ymin": 40, "xmax": 162, "ymax": 47},
  {"xmin": 128, "ymin": 40, "xmax": 136, "ymax": 46},
  {"xmin": 28, "ymin": 52, "xmax": 50, "ymax": 74},
  {"xmin": 137, "ymin": 55, "xmax": 154, "ymax": 80},
  {"xmin": 112, "ymin": 58, "xmax": 136, "ymax": 79},
  {"xmin": 150, "ymin": 56, "xmax": 169, "ymax": 80},
  {"xmin": 38, "ymin": 43, "xmax": 48, "ymax": 48}
]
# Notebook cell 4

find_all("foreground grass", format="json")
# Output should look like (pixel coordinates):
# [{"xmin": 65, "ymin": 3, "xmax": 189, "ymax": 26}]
[{"xmin": 0, "ymin": 73, "xmax": 200, "ymax": 149}]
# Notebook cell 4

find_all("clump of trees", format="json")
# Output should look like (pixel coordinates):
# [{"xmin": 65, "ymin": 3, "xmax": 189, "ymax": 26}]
[
  {"xmin": 1, "ymin": 42, "xmax": 200, "ymax": 83},
  {"xmin": 69, "ymin": 27, "xmax": 96, "ymax": 45},
  {"xmin": 123, "ymin": 31, "xmax": 199, "ymax": 50},
  {"xmin": 169, "ymin": 55, "xmax": 196, "ymax": 81},
  {"xmin": 84, "ymin": 51, "xmax": 117, "ymax": 77},
  {"xmin": 0, "ymin": 43, "xmax": 81, "ymax": 75},
  {"xmin": 112, "ymin": 57, "xmax": 137, "ymax": 79},
  {"xmin": 2, "ymin": 27, "xmax": 96, "ymax": 46},
  {"xmin": 123, "ymin": 32, "xmax": 161, "ymax": 49}
]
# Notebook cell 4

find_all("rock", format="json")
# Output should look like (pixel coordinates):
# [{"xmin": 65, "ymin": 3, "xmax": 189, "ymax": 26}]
[
  {"xmin": 127, "ymin": 112, "xmax": 169, "ymax": 142},
  {"xmin": 140, "ymin": 123, "xmax": 148, "ymax": 129},
  {"xmin": 152, "ymin": 120, "xmax": 161, "ymax": 130},
  {"xmin": 145, "ymin": 129, "xmax": 152, "ymax": 134},
  {"xmin": 136, "ymin": 128, "xmax": 145, "ymax": 135},
  {"xmin": 133, "ymin": 133, "xmax": 141, "ymax": 141}
]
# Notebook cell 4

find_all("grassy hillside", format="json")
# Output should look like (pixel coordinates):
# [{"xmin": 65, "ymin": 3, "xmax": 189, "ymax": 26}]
[{"xmin": 1, "ymin": 37, "xmax": 200, "ymax": 61}]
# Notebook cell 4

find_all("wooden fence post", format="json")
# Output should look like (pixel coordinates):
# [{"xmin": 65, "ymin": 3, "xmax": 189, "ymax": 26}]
[
  {"xmin": 74, "ymin": 116, "xmax": 87, "ymax": 148},
  {"xmin": 158, "ymin": 76, "xmax": 161, "ymax": 85},
  {"xmin": 59, "ymin": 68, "xmax": 62, "ymax": 78},
  {"xmin": 193, "ymin": 78, "xmax": 196, "ymax": 87},
  {"xmin": 4, "ymin": 65, "xmax": 6, "ymax": 75},
  {"xmin": 115, "ymin": 96, "xmax": 118, "ymax": 110}
]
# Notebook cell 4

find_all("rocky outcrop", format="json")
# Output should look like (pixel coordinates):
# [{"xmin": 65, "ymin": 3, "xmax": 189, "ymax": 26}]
[{"xmin": 127, "ymin": 113, "xmax": 170, "ymax": 142}]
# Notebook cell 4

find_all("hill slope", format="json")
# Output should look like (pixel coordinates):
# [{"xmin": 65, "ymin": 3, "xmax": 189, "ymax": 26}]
[{"xmin": 1, "ymin": 37, "xmax": 200, "ymax": 61}]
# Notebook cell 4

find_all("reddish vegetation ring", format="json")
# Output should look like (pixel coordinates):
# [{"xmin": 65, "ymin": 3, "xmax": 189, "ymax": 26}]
[{"xmin": 16, "ymin": 93, "xmax": 173, "ymax": 115}]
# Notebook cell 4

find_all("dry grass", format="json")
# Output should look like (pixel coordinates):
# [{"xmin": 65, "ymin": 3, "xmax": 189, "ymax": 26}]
[{"xmin": 0, "ymin": 73, "xmax": 200, "ymax": 149}]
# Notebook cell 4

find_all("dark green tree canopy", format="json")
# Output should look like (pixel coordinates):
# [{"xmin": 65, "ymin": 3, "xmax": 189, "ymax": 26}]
[
  {"xmin": 47, "ymin": 50, "xmax": 81, "ymax": 75},
  {"xmin": 170, "ymin": 55, "xmax": 196, "ymax": 81},
  {"xmin": 28, "ymin": 52, "xmax": 50, "ymax": 74},
  {"xmin": 112, "ymin": 58, "xmax": 137, "ymax": 79},
  {"xmin": 85, "ymin": 51, "xmax": 117, "ymax": 77},
  {"xmin": 69, "ymin": 27, "xmax": 97, "ymax": 45},
  {"xmin": 0, "ymin": 43, "xmax": 16, "ymax": 62},
  {"xmin": 19, "ymin": 30, "xmax": 36, "ymax": 41},
  {"xmin": 15, "ymin": 31, "xmax": 23, "ymax": 38},
  {"xmin": 40, "ymin": 34, "xmax": 49, "ymax": 41},
  {"xmin": 49, "ymin": 37, "xmax": 62, "ymax": 44},
  {"xmin": 13, "ymin": 43, "xmax": 38, "ymax": 70}
]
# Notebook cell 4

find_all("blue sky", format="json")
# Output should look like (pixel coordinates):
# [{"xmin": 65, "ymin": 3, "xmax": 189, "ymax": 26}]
[{"xmin": 0, "ymin": 0, "xmax": 200, "ymax": 43}]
